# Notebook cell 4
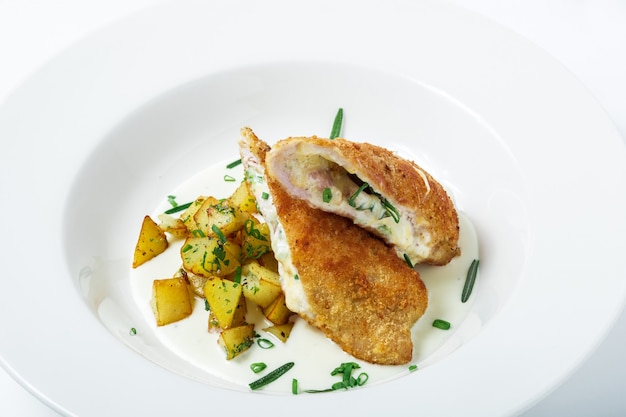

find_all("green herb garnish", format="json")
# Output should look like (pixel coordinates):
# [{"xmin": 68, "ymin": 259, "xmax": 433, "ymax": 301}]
[
  {"xmin": 432, "ymin": 319, "xmax": 451, "ymax": 330},
  {"xmin": 403, "ymin": 254, "xmax": 414, "ymax": 269},
  {"xmin": 461, "ymin": 259, "xmax": 479, "ymax": 303},
  {"xmin": 292, "ymin": 378, "xmax": 299, "ymax": 395},
  {"xmin": 224, "ymin": 174, "xmax": 236, "ymax": 182},
  {"xmin": 211, "ymin": 224, "xmax": 227, "ymax": 244},
  {"xmin": 129, "ymin": 327, "xmax": 137, "ymax": 336},
  {"xmin": 256, "ymin": 338, "xmax": 275, "ymax": 349},
  {"xmin": 249, "ymin": 362, "xmax": 295, "ymax": 390},
  {"xmin": 330, "ymin": 108, "xmax": 343, "ymax": 139},
  {"xmin": 322, "ymin": 187, "xmax": 333, "ymax": 203},
  {"xmin": 164, "ymin": 201, "xmax": 192, "ymax": 214},
  {"xmin": 250, "ymin": 362, "xmax": 267, "ymax": 374},
  {"xmin": 227, "ymin": 159, "xmax": 242, "ymax": 169},
  {"xmin": 348, "ymin": 182, "xmax": 370, "ymax": 207}
]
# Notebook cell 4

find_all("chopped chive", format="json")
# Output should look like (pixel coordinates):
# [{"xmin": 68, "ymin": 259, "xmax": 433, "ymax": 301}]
[
  {"xmin": 330, "ymin": 108, "xmax": 344, "ymax": 139},
  {"xmin": 224, "ymin": 174, "xmax": 236, "ymax": 182},
  {"xmin": 250, "ymin": 362, "xmax": 267, "ymax": 374},
  {"xmin": 461, "ymin": 259, "xmax": 480, "ymax": 303},
  {"xmin": 204, "ymin": 299, "xmax": 210, "ymax": 311},
  {"xmin": 322, "ymin": 187, "xmax": 332, "ymax": 203},
  {"xmin": 409, "ymin": 364, "xmax": 418, "ymax": 372},
  {"xmin": 167, "ymin": 195, "xmax": 178, "ymax": 208},
  {"xmin": 380, "ymin": 197, "xmax": 400, "ymax": 223},
  {"xmin": 211, "ymin": 224, "xmax": 227, "ymax": 244},
  {"xmin": 292, "ymin": 378, "xmax": 298, "ymax": 395},
  {"xmin": 257, "ymin": 338, "xmax": 275, "ymax": 349},
  {"xmin": 432, "ymin": 319, "xmax": 451, "ymax": 330},
  {"xmin": 249, "ymin": 362, "xmax": 295, "ymax": 390},
  {"xmin": 192, "ymin": 229, "xmax": 206, "ymax": 238},
  {"xmin": 233, "ymin": 266, "xmax": 242, "ymax": 284},
  {"xmin": 227, "ymin": 159, "xmax": 242, "ymax": 169},
  {"xmin": 129, "ymin": 327, "xmax": 137, "ymax": 336},
  {"xmin": 261, "ymin": 192, "xmax": 270, "ymax": 200},
  {"xmin": 294, "ymin": 274, "xmax": 299, "ymax": 281},
  {"xmin": 348, "ymin": 182, "xmax": 370, "ymax": 207},
  {"xmin": 164, "ymin": 201, "xmax": 192, "ymax": 214},
  {"xmin": 182, "ymin": 244, "xmax": 193, "ymax": 252},
  {"xmin": 403, "ymin": 254, "xmax": 414, "ymax": 269}
]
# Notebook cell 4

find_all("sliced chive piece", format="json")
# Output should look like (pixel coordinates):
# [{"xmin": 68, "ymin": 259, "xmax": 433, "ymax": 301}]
[
  {"xmin": 129, "ymin": 327, "xmax": 137, "ymax": 336},
  {"xmin": 380, "ymin": 197, "xmax": 400, "ymax": 223},
  {"xmin": 348, "ymin": 182, "xmax": 370, "ymax": 207},
  {"xmin": 224, "ymin": 174, "xmax": 236, "ymax": 182},
  {"xmin": 292, "ymin": 378, "xmax": 299, "ymax": 395},
  {"xmin": 461, "ymin": 259, "xmax": 480, "ymax": 303},
  {"xmin": 249, "ymin": 362, "xmax": 295, "ymax": 390},
  {"xmin": 409, "ymin": 364, "xmax": 418, "ymax": 372},
  {"xmin": 167, "ymin": 195, "xmax": 178, "ymax": 207},
  {"xmin": 233, "ymin": 266, "xmax": 242, "ymax": 284},
  {"xmin": 330, "ymin": 108, "xmax": 343, "ymax": 139},
  {"xmin": 227, "ymin": 158, "xmax": 242, "ymax": 169},
  {"xmin": 403, "ymin": 254, "xmax": 414, "ymax": 269},
  {"xmin": 211, "ymin": 224, "xmax": 227, "ymax": 244},
  {"xmin": 261, "ymin": 192, "xmax": 270, "ymax": 200},
  {"xmin": 164, "ymin": 201, "xmax": 192, "ymax": 214},
  {"xmin": 256, "ymin": 338, "xmax": 275, "ymax": 349},
  {"xmin": 204, "ymin": 299, "xmax": 210, "ymax": 311},
  {"xmin": 432, "ymin": 319, "xmax": 451, "ymax": 330},
  {"xmin": 250, "ymin": 362, "xmax": 267, "ymax": 374},
  {"xmin": 322, "ymin": 187, "xmax": 332, "ymax": 203}
]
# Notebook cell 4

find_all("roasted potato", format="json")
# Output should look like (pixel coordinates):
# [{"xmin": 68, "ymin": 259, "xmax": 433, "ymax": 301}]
[
  {"xmin": 203, "ymin": 277, "xmax": 243, "ymax": 329},
  {"xmin": 241, "ymin": 218, "xmax": 271, "ymax": 260},
  {"xmin": 241, "ymin": 261, "xmax": 282, "ymax": 308},
  {"xmin": 263, "ymin": 293, "xmax": 293, "ymax": 325},
  {"xmin": 200, "ymin": 199, "xmax": 249, "ymax": 238},
  {"xmin": 133, "ymin": 215, "xmax": 169, "ymax": 268},
  {"xmin": 218, "ymin": 324, "xmax": 255, "ymax": 360},
  {"xmin": 181, "ymin": 236, "xmax": 241, "ymax": 277},
  {"xmin": 151, "ymin": 277, "xmax": 194, "ymax": 326},
  {"xmin": 263, "ymin": 322, "xmax": 294, "ymax": 343},
  {"xmin": 229, "ymin": 181, "xmax": 257, "ymax": 214},
  {"xmin": 157, "ymin": 213, "xmax": 188, "ymax": 239}
]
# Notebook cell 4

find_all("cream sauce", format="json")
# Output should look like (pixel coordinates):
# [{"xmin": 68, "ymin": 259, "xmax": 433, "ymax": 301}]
[{"xmin": 129, "ymin": 161, "xmax": 479, "ymax": 394}]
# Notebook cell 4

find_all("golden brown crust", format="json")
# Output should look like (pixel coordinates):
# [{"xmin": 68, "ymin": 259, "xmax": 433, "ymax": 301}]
[
  {"xmin": 269, "ymin": 136, "xmax": 460, "ymax": 265},
  {"xmin": 242, "ymin": 128, "xmax": 428, "ymax": 365}
]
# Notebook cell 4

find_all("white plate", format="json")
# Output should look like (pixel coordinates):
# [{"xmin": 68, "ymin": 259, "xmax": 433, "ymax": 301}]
[{"xmin": 1, "ymin": 0, "xmax": 626, "ymax": 415}]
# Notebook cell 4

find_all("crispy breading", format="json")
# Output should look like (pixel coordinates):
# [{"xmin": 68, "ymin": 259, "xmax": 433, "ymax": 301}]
[
  {"xmin": 240, "ymin": 128, "xmax": 428, "ymax": 365},
  {"xmin": 266, "ymin": 136, "xmax": 460, "ymax": 265}
]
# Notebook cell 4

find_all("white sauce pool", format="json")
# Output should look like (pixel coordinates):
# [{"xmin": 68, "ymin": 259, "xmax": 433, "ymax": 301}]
[{"xmin": 129, "ymin": 161, "xmax": 479, "ymax": 394}]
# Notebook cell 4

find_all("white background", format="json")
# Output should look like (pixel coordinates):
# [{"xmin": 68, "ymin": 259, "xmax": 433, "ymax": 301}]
[{"xmin": 1, "ymin": 0, "xmax": 625, "ymax": 415}]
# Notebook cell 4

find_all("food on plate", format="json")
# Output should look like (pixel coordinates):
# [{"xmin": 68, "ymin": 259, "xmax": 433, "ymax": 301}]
[
  {"xmin": 133, "ymin": 172, "xmax": 297, "ymax": 358},
  {"xmin": 265, "ymin": 136, "xmax": 460, "ymax": 266},
  {"xmin": 218, "ymin": 323, "xmax": 255, "ymax": 360},
  {"xmin": 132, "ymin": 215, "xmax": 169, "ymax": 267},
  {"xmin": 239, "ymin": 127, "xmax": 429, "ymax": 365},
  {"xmin": 151, "ymin": 277, "xmax": 194, "ymax": 326}
]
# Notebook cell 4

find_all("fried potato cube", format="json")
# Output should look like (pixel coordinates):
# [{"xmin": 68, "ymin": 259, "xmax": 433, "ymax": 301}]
[
  {"xmin": 241, "ymin": 261, "xmax": 282, "ymax": 308},
  {"xmin": 179, "ymin": 196, "xmax": 214, "ymax": 231},
  {"xmin": 218, "ymin": 324, "xmax": 255, "ymax": 360},
  {"xmin": 195, "ymin": 199, "xmax": 249, "ymax": 239},
  {"xmin": 181, "ymin": 236, "xmax": 241, "ymax": 277},
  {"xmin": 133, "ymin": 215, "xmax": 169, "ymax": 268},
  {"xmin": 263, "ymin": 293, "xmax": 293, "ymax": 325},
  {"xmin": 208, "ymin": 289, "xmax": 247, "ymax": 332},
  {"xmin": 241, "ymin": 218, "xmax": 271, "ymax": 261},
  {"xmin": 229, "ymin": 181, "xmax": 258, "ymax": 214},
  {"xmin": 263, "ymin": 322, "xmax": 295, "ymax": 343},
  {"xmin": 151, "ymin": 277, "xmax": 193, "ymax": 326},
  {"xmin": 157, "ymin": 213, "xmax": 188, "ymax": 239},
  {"xmin": 203, "ymin": 277, "xmax": 243, "ymax": 329}
]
